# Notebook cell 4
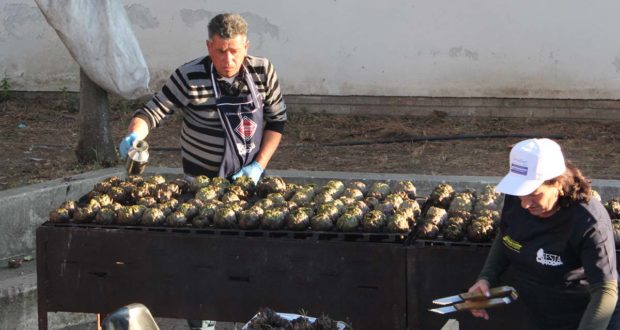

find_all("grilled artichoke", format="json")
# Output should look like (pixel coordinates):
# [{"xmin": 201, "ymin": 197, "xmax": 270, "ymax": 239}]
[
  {"xmin": 368, "ymin": 182, "xmax": 391, "ymax": 200},
  {"xmin": 59, "ymin": 200, "xmax": 77, "ymax": 216},
  {"xmin": 261, "ymin": 207, "xmax": 286, "ymax": 230},
  {"xmin": 343, "ymin": 188, "xmax": 364, "ymax": 201},
  {"xmin": 221, "ymin": 192, "xmax": 241, "ymax": 204},
  {"xmin": 386, "ymin": 211, "xmax": 410, "ymax": 233},
  {"xmin": 393, "ymin": 180, "xmax": 417, "ymax": 199},
  {"xmin": 116, "ymin": 205, "xmax": 146, "ymax": 225},
  {"xmin": 347, "ymin": 181, "xmax": 367, "ymax": 195},
  {"xmin": 449, "ymin": 192, "xmax": 475, "ymax": 213},
  {"xmin": 266, "ymin": 193, "xmax": 286, "ymax": 207},
  {"xmin": 313, "ymin": 191, "xmax": 334, "ymax": 204},
  {"xmin": 605, "ymin": 199, "xmax": 620, "ymax": 219},
  {"xmin": 93, "ymin": 207, "xmax": 115, "ymax": 224},
  {"xmin": 238, "ymin": 206, "xmax": 264, "ymax": 229},
  {"xmin": 612, "ymin": 219, "xmax": 620, "ymax": 246},
  {"xmin": 398, "ymin": 199, "xmax": 421, "ymax": 222},
  {"xmin": 233, "ymin": 175, "xmax": 255, "ymax": 193},
  {"xmin": 316, "ymin": 203, "xmax": 340, "ymax": 221},
  {"xmin": 467, "ymin": 216, "xmax": 495, "ymax": 242},
  {"xmin": 429, "ymin": 183, "xmax": 455, "ymax": 209},
  {"xmin": 73, "ymin": 206, "xmax": 96, "ymax": 223},
  {"xmin": 107, "ymin": 186, "xmax": 127, "ymax": 203},
  {"xmin": 257, "ymin": 176, "xmax": 287, "ymax": 197},
  {"xmin": 285, "ymin": 207, "xmax": 314, "ymax": 230},
  {"xmin": 178, "ymin": 202, "xmax": 199, "ymax": 219},
  {"xmin": 191, "ymin": 175, "xmax": 211, "ymax": 192},
  {"xmin": 424, "ymin": 206, "xmax": 448, "ymax": 227},
  {"xmin": 336, "ymin": 212, "xmax": 360, "ymax": 232},
  {"xmin": 165, "ymin": 210, "xmax": 188, "ymax": 227},
  {"xmin": 324, "ymin": 180, "xmax": 345, "ymax": 197},
  {"xmin": 49, "ymin": 207, "xmax": 71, "ymax": 223},
  {"xmin": 443, "ymin": 223, "xmax": 465, "ymax": 241},
  {"xmin": 213, "ymin": 207, "xmax": 238, "ymax": 228},
  {"xmin": 416, "ymin": 222, "xmax": 439, "ymax": 238},
  {"xmin": 310, "ymin": 213, "xmax": 334, "ymax": 231},
  {"xmin": 361, "ymin": 210, "xmax": 387, "ymax": 232},
  {"xmin": 195, "ymin": 187, "xmax": 220, "ymax": 203},
  {"xmin": 227, "ymin": 185, "xmax": 249, "ymax": 200},
  {"xmin": 136, "ymin": 196, "xmax": 157, "ymax": 208},
  {"xmin": 254, "ymin": 198, "xmax": 274, "ymax": 210},
  {"xmin": 145, "ymin": 175, "xmax": 166, "ymax": 185},
  {"xmin": 140, "ymin": 208, "xmax": 166, "ymax": 226}
]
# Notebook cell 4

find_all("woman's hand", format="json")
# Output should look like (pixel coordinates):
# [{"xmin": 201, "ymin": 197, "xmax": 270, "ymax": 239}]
[{"xmin": 468, "ymin": 279, "xmax": 491, "ymax": 320}]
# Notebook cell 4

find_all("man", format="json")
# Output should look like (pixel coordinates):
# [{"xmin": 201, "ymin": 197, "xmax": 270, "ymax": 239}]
[{"xmin": 119, "ymin": 13, "xmax": 287, "ymax": 184}]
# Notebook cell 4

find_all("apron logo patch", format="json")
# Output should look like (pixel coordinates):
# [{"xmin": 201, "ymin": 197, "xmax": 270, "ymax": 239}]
[
  {"xmin": 236, "ymin": 142, "xmax": 256, "ymax": 155},
  {"xmin": 536, "ymin": 248, "xmax": 563, "ymax": 267},
  {"xmin": 235, "ymin": 116, "xmax": 257, "ymax": 141}
]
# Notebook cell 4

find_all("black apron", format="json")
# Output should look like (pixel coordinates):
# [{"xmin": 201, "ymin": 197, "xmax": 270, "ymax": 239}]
[{"xmin": 210, "ymin": 63, "xmax": 264, "ymax": 178}]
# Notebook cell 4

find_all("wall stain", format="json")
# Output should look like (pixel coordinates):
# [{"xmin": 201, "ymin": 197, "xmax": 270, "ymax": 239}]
[
  {"xmin": 613, "ymin": 57, "xmax": 620, "ymax": 73},
  {"xmin": 179, "ymin": 8, "xmax": 213, "ymax": 28},
  {"xmin": 125, "ymin": 4, "xmax": 159, "ymax": 29},
  {"xmin": 177, "ymin": 10, "xmax": 280, "ymax": 50},
  {"xmin": 548, "ymin": 51, "xmax": 559, "ymax": 64},
  {"xmin": 3, "ymin": 3, "xmax": 48, "ymax": 39},
  {"xmin": 242, "ymin": 11, "xmax": 279, "ymax": 50},
  {"xmin": 448, "ymin": 46, "xmax": 479, "ymax": 60}
]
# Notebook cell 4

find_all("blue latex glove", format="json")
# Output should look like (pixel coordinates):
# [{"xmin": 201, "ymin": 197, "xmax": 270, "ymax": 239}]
[
  {"xmin": 232, "ymin": 161, "xmax": 264, "ymax": 184},
  {"xmin": 119, "ymin": 132, "xmax": 140, "ymax": 160}
]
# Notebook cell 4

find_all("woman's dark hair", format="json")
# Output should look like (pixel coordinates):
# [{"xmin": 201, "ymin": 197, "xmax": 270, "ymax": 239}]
[{"xmin": 544, "ymin": 161, "xmax": 592, "ymax": 207}]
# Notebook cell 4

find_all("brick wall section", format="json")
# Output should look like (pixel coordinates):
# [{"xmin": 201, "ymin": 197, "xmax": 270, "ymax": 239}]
[
  {"xmin": 11, "ymin": 91, "xmax": 620, "ymax": 120},
  {"xmin": 286, "ymin": 95, "xmax": 620, "ymax": 120}
]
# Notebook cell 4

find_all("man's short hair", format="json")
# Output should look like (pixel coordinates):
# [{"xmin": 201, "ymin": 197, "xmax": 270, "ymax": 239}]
[{"xmin": 208, "ymin": 13, "xmax": 248, "ymax": 39}]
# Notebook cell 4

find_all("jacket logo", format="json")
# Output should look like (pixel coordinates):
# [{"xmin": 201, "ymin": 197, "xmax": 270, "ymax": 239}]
[
  {"xmin": 235, "ymin": 116, "xmax": 257, "ymax": 141},
  {"xmin": 502, "ymin": 235, "xmax": 522, "ymax": 252},
  {"xmin": 536, "ymin": 248, "xmax": 563, "ymax": 267}
]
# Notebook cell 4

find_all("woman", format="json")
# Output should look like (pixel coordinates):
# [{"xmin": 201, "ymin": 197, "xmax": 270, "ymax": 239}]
[{"xmin": 468, "ymin": 138, "xmax": 619, "ymax": 329}]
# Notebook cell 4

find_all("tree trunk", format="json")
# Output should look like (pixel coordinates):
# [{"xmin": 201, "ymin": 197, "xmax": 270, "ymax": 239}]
[{"xmin": 76, "ymin": 68, "xmax": 117, "ymax": 166}]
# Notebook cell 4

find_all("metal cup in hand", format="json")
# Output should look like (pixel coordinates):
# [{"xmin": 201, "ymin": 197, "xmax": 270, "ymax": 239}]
[{"xmin": 126, "ymin": 139, "xmax": 149, "ymax": 175}]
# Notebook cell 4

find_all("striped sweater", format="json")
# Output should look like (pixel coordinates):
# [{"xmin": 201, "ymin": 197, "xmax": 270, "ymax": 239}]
[{"xmin": 134, "ymin": 55, "xmax": 287, "ymax": 177}]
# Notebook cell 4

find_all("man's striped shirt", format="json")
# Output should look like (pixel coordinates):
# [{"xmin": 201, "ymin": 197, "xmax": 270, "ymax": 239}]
[{"xmin": 134, "ymin": 55, "xmax": 287, "ymax": 177}]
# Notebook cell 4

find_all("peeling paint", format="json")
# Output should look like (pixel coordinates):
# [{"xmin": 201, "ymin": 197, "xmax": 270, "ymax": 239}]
[
  {"xmin": 179, "ymin": 8, "xmax": 213, "ymax": 28},
  {"xmin": 2, "ymin": 3, "xmax": 48, "ymax": 39},
  {"xmin": 125, "ymin": 4, "xmax": 159, "ymax": 29},
  {"xmin": 613, "ymin": 57, "xmax": 620, "ymax": 73},
  {"xmin": 548, "ymin": 51, "xmax": 559, "ymax": 64},
  {"xmin": 241, "ymin": 12, "xmax": 280, "ymax": 50},
  {"xmin": 176, "ymin": 10, "xmax": 280, "ymax": 49},
  {"xmin": 448, "ymin": 46, "xmax": 479, "ymax": 60}
]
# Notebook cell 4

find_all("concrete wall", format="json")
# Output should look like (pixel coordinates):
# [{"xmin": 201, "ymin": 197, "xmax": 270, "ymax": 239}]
[{"xmin": 3, "ymin": 0, "xmax": 620, "ymax": 99}]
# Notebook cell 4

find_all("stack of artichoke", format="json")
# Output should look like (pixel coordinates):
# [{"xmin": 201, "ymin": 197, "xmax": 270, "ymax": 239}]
[
  {"xmin": 417, "ymin": 184, "xmax": 501, "ymax": 243},
  {"xmin": 48, "ymin": 175, "xmax": 422, "ymax": 234}
]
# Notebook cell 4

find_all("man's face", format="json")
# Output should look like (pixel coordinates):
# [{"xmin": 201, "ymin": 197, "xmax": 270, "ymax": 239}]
[{"xmin": 207, "ymin": 34, "xmax": 248, "ymax": 78}]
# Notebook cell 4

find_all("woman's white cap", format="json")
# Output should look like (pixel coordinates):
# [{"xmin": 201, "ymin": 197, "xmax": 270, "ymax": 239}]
[{"xmin": 495, "ymin": 138, "xmax": 566, "ymax": 196}]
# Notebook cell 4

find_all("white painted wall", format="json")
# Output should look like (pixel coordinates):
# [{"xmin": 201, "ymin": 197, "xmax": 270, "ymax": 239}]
[{"xmin": 2, "ymin": 0, "xmax": 620, "ymax": 99}]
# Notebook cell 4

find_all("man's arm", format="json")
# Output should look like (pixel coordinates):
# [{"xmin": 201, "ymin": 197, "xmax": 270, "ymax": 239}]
[
  {"xmin": 127, "ymin": 116, "xmax": 150, "ymax": 140},
  {"xmin": 255, "ymin": 130, "xmax": 282, "ymax": 169}
]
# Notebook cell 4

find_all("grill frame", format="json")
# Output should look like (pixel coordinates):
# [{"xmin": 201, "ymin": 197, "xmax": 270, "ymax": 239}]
[{"xmin": 36, "ymin": 223, "xmax": 408, "ymax": 329}]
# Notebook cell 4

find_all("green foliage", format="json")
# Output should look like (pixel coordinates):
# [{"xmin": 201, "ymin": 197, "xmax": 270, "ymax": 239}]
[
  {"xmin": 56, "ymin": 86, "xmax": 78, "ymax": 112},
  {"xmin": 1, "ymin": 76, "xmax": 11, "ymax": 101}
]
